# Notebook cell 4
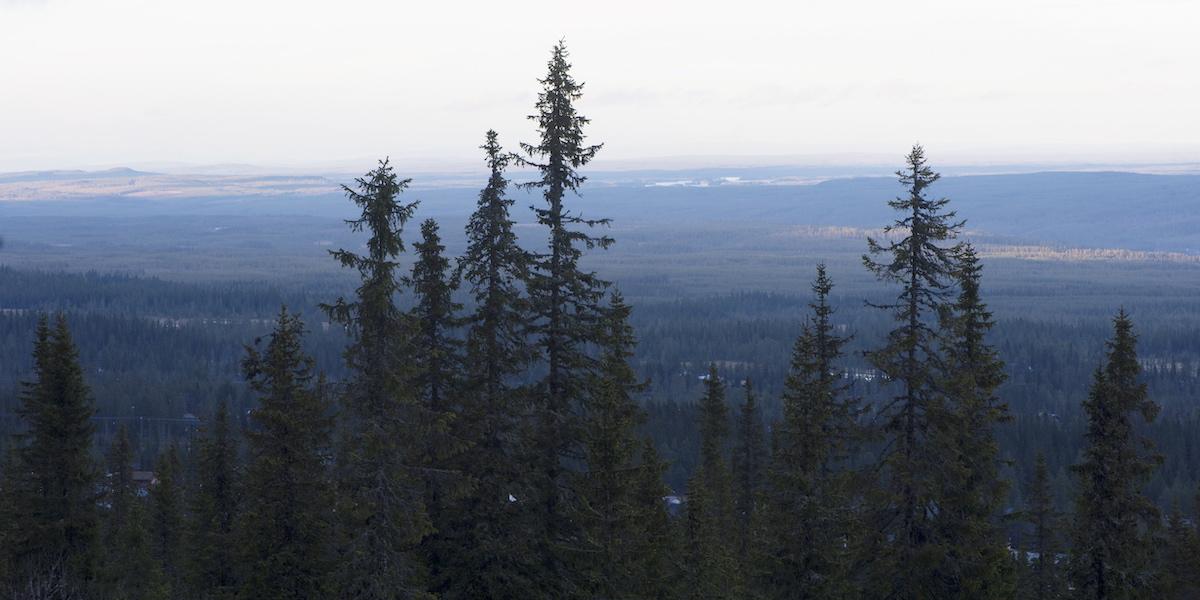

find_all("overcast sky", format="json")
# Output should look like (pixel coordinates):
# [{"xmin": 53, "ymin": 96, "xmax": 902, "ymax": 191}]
[{"xmin": 1, "ymin": 0, "xmax": 1197, "ymax": 171}]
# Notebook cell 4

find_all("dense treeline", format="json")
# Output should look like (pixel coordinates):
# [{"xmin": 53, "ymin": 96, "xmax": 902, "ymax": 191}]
[
  {"xmin": 0, "ymin": 267, "xmax": 324, "ymax": 317},
  {"xmin": 7, "ymin": 277, "xmax": 1200, "ymax": 427},
  {"xmin": 6, "ymin": 307, "xmax": 1199, "ymax": 512},
  {"xmin": 2, "ymin": 43, "xmax": 1199, "ymax": 599}
]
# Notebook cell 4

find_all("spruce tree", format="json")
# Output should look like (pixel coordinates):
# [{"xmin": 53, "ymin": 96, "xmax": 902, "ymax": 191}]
[
  {"xmin": 762, "ymin": 265, "xmax": 858, "ymax": 599},
  {"xmin": 186, "ymin": 400, "xmax": 239, "ymax": 599},
  {"xmin": 409, "ymin": 217, "xmax": 466, "ymax": 589},
  {"xmin": 1019, "ymin": 453, "xmax": 1064, "ymax": 600},
  {"xmin": 731, "ymin": 378, "xmax": 766, "ymax": 567},
  {"xmin": 113, "ymin": 501, "xmax": 168, "ymax": 600},
  {"xmin": 432, "ymin": 131, "xmax": 536, "ymax": 599},
  {"xmin": 576, "ymin": 292, "xmax": 653, "ymax": 599},
  {"xmin": 101, "ymin": 425, "xmax": 169, "ymax": 600},
  {"xmin": 458, "ymin": 130, "xmax": 531, "ymax": 407},
  {"xmin": 1157, "ymin": 506, "xmax": 1199, "ymax": 599},
  {"xmin": 630, "ymin": 439, "xmax": 678, "ymax": 600},
  {"xmin": 103, "ymin": 425, "xmax": 136, "ymax": 563},
  {"xmin": 149, "ymin": 443, "xmax": 184, "ymax": 595},
  {"xmin": 861, "ymin": 145, "xmax": 964, "ymax": 598},
  {"xmin": 0, "ymin": 454, "xmax": 9, "ymax": 587},
  {"xmin": 1070, "ymin": 310, "xmax": 1161, "ymax": 599},
  {"xmin": 518, "ymin": 41, "xmax": 608, "ymax": 597},
  {"xmin": 237, "ymin": 308, "xmax": 335, "ymax": 599},
  {"xmin": 410, "ymin": 217, "xmax": 464, "ymax": 425},
  {"xmin": 323, "ymin": 160, "xmax": 431, "ymax": 599},
  {"xmin": 935, "ymin": 244, "xmax": 1013, "ymax": 597},
  {"xmin": 684, "ymin": 364, "xmax": 739, "ymax": 600},
  {"xmin": 4, "ymin": 315, "xmax": 100, "ymax": 589}
]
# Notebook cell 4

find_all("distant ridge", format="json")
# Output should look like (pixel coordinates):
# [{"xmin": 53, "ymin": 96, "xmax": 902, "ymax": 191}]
[{"xmin": 0, "ymin": 167, "xmax": 156, "ymax": 184}]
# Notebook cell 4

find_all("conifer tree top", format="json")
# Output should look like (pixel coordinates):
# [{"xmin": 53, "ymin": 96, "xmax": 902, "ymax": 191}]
[{"xmin": 520, "ymin": 41, "xmax": 603, "ymax": 188}]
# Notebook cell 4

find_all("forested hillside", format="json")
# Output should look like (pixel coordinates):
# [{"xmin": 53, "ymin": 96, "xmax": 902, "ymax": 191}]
[{"xmin": 2, "ymin": 42, "xmax": 1197, "ymax": 599}]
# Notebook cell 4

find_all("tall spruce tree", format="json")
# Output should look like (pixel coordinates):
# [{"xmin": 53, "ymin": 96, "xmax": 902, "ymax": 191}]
[
  {"xmin": 323, "ymin": 159, "xmax": 431, "ymax": 599},
  {"xmin": 408, "ymin": 218, "xmax": 466, "ymax": 589},
  {"xmin": 684, "ymin": 364, "xmax": 740, "ymax": 600},
  {"xmin": 731, "ymin": 378, "xmax": 766, "ymax": 568},
  {"xmin": 186, "ymin": 400, "xmax": 239, "ymax": 599},
  {"xmin": 149, "ymin": 443, "xmax": 184, "ymax": 595},
  {"xmin": 861, "ymin": 145, "xmax": 964, "ymax": 598},
  {"xmin": 935, "ymin": 244, "xmax": 1013, "ymax": 597},
  {"xmin": 4, "ymin": 315, "xmax": 99, "ymax": 590},
  {"xmin": 237, "ymin": 308, "xmax": 335, "ymax": 599},
  {"xmin": 1070, "ymin": 310, "xmax": 1161, "ymax": 599},
  {"xmin": 432, "ymin": 131, "xmax": 536, "ymax": 599},
  {"xmin": 410, "ymin": 217, "xmax": 464, "ymax": 429},
  {"xmin": 1019, "ymin": 453, "xmax": 1064, "ymax": 600},
  {"xmin": 102, "ymin": 425, "xmax": 136, "ymax": 557},
  {"xmin": 518, "ymin": 42, "xmax": 609, "ymax": 597},
  {"xmin": 762, "ymin": 265, "xmax": 859, "ymax": 599},
  {"xmin": 458, "ymin": 130, "xmax": 530, "ymax": 408},
  {"xmin": 576, "ymin": 291, "xmax": 655, "ymax": 599}
]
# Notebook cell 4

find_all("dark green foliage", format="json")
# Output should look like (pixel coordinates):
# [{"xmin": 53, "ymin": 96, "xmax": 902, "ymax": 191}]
[
  {"xmin": 410, "ymin": 218, "xmax": 464, "ymax": 419},
  {"xmin": 4, "ymin": 315, "xmax": 99, "ymax": 589},
  {"xmin": 0, "ymin": 455, "xmax": 8, "ymax": 587},
  {"xmin": 518, "ymin": 40, "xmax": 608, "ymax": 598},
  {"xmin": 1070, "ymin": 310, "xmax": 1162, "ymax": 599},
  {"xmin": 575, "ymin": 292, "xmax": 656, "ymax": 599},
  {"xmin": 8, "ymin": 46, "xmax": 1200, "ymax": 600},
  {"xmin": 149, "ymin": 443, "xmax": 184, "ymax": 594},
  {"xmin": 103, "ymin": 425, "xmax": 136, "ymax": 557},
  {"xmin": 935, "ymin": 244, "xmax": 1014, "ymax": 597},
  {"xmin": 731, "ymin": 378, "xmax": 766, "ymax": 566},
  {"xmin": 431, "ymin": 131, "xmax": 537, "ymax": 600},
  {"xmin": 861, "ymin": 145, "xmax": 964, "ymax": 598},
  {"xmin": 323, "ymin": 159, "xmax": 431, "ymax": 599},
  {"xmin": 457, "ymin": 130, "xmax": 531, "ymax": 392},
  {"xmin": 1157, "ymin": 506, "xmax": 1200, "ymax": 599},
  {"xmin": 697, "ymin": 366, "xmax": 729, "ymax": 486},
  {"xmin": 409, "ymin": 218, "xmax": 467, "ymax": 589},
  {"xmin": 186, "ymin": 400, "xmax": 239, "ymax": 599},
  {"xmin": 1018, "ymin": 453, "xmax": 1065, "ymax": 600},
  {"xmin": 684, "ymin": 364, "xmax": 739, "ymax": 599},
  {"xmin": 237, "ymin": 308, "xmax": 335, "ymax": 599},
  {"xmin": 110, "ymin": 501, "xmax": 168, "ymax": 600},
  {"xmin": 761, "ymin": 265, "xmax": 859, "ymax": 599},
  {"xmin": 102, "ymin": 425, "xmax": 169, "ymax": 600},
  {"xmin": 630, "ymin": 439, "xmax": 678, "ymax": 600}
]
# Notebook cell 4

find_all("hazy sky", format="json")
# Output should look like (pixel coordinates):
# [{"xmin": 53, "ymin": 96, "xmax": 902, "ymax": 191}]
[{"xmin": 1, "ymin": 0, "xmax": 1197, "ymax": 171}]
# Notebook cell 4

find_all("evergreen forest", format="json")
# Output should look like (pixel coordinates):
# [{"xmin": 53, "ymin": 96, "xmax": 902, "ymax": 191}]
[{"xmin": 1, "ymin": 43, "xmax": 1197, "ymax": 600}]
